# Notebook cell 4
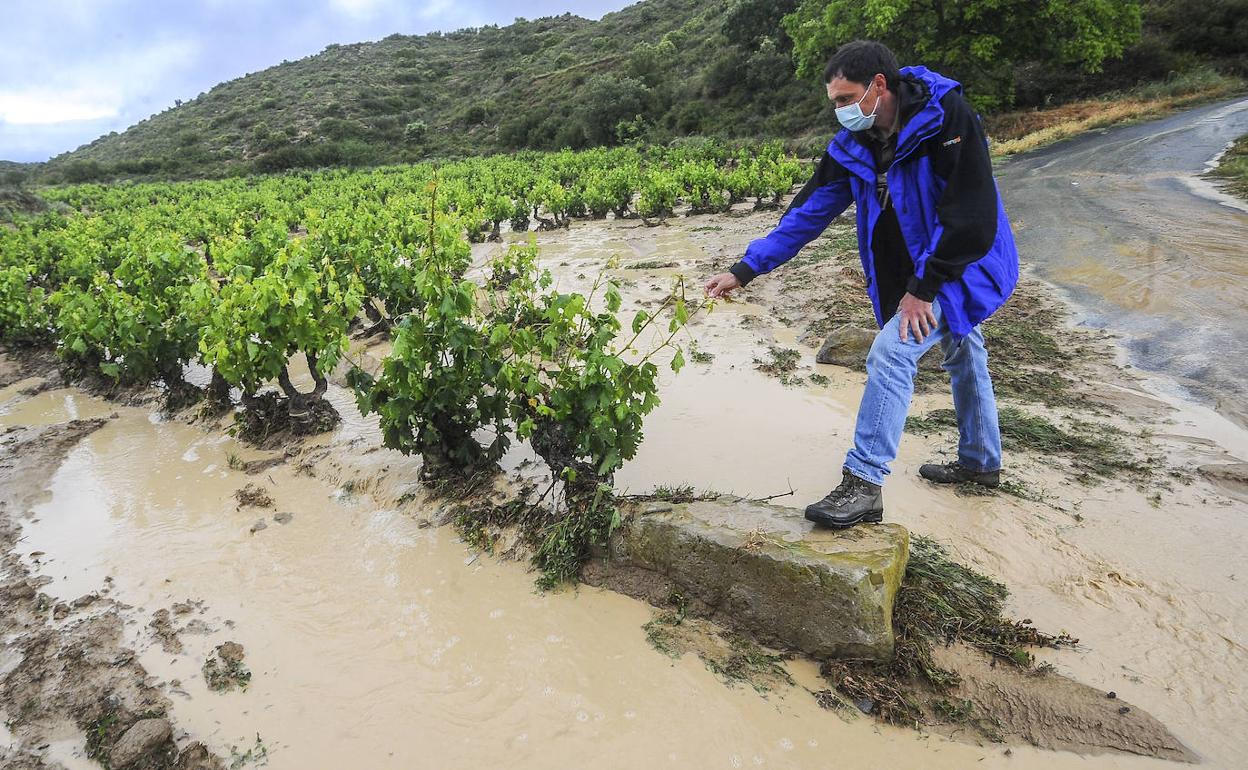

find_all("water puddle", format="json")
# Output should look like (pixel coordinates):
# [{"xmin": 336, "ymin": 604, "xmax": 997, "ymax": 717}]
[{"xmin": 0, "ymin": 387, "xmax": 115, "ymax": 428}]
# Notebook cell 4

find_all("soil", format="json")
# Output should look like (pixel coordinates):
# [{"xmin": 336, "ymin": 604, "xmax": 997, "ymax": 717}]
[
  {"xmin": 0, "ymin": 348, "xmax": 61, "ymax": 391},
  {"xmin": 233, "ymin": 483, "xmax": 274, "ymax": 509},
  {"xmin": 240, "ymin": 455, "xmax": 286, "ymax": 475},
  {"xmin": 150, "ymin": 610, "xmax": 185, "ymax": 654},
  {"xmin": 0, "ymin": 417, "xmax": 225, "ymax": 769},
  {"xmin": 1198, "ymin": 462, "xmax": 1248, "ymax": 500},
  {"xmin": 926, "ymin": 644, "xmax": 1197, "ymax": 762},
  {"xmin": 201, "ymin": 643, "xmax": 249, "ymax": 693},
  {"xmin": 642, "ymin": 611, "xmax": 795, "ymax": 695}
]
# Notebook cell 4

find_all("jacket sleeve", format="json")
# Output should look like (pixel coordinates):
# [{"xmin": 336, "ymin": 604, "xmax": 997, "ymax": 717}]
[
  {"xmin": 906, "ymin": 91, "xmax": 999, "ymax": 301},
  {"xmin": 728, "ymin": 151, "xmax": 853, "ymax": 286}
]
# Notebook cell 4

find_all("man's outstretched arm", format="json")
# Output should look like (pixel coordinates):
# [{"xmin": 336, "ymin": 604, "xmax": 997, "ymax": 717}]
[{"xmin": 706, "ymin": 152, "xmax": 853, "ymax": 297}]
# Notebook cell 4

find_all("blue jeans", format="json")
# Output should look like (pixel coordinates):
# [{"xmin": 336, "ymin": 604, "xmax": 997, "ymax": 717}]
[{"xmin": 842, "ymin": 303, "xmax": 1002, "ymax": 486}]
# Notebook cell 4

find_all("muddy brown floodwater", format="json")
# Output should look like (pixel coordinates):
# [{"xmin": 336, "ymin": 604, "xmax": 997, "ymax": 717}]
[
  {"xmin": 2, "ymin": 195, "xmax": 1247, "ymax": 768},
  {"xmin": 0, "ymin": 383, "xmax": 1110, "ymax": 770}
]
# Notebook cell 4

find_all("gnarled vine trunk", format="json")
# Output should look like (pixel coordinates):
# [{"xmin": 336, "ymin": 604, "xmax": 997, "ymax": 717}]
[
  {"xmin": 361, "ymin": 300, "xmax": 391, "ymax": 337},
  {"xmin": 159, "ymin": 361, "xmax": 202, "ymax": 411},
  {"xmin": 203, "ymin": 367, "xmax": 232, "ymax": 413},
  {"xmin": 276, "ymin": 353, "xmax": 339, "ymax": 435},
  {"xmin": 529, "ymin": 419, "xmax": 613, "ymax": 511}
]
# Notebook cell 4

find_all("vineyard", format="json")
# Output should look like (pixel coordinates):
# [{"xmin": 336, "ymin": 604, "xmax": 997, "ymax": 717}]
[{"xmin": 0, "ymin": 140, "xmax": 805, "ymax": 582}]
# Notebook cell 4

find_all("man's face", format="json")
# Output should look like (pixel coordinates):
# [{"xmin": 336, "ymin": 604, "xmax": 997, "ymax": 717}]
[{"xmin": 826, "ymin": 74, "xmax": 883, "ymax": 110}]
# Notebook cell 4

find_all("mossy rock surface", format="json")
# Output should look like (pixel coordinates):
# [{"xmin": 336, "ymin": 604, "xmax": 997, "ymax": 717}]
[{"xmin": 594, "ymin": 499, "xmax": 909, "ymax": 661}]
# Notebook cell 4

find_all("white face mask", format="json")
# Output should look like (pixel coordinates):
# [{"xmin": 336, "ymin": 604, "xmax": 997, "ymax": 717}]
[{"xmin": 835, "ymin": 81, "xmax": 880, "ymax": 132}]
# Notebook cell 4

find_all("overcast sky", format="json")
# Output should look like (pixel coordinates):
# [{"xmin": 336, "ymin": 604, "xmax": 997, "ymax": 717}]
[{"xmin": 1, "ymin": 0, "xmax": 633, "ymax": 162}]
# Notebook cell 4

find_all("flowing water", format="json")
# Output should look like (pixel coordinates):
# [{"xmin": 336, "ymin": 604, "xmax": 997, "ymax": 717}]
[
  {"xmin": 1, "ymin": 386, "xmax": 1152, "ymax": 770},
  {"xmin": 4, "ymin": 209, "xmax": 1247, "ymax": 768}
]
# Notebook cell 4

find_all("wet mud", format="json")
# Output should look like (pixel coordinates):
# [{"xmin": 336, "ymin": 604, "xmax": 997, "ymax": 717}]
[
  {"xmin": 928, "ymin": 644, "xmax": 1195, "ymax": 761},
  {"xmin": 0, "ymin": 417, "xmax": 225, "ymax": 770}
]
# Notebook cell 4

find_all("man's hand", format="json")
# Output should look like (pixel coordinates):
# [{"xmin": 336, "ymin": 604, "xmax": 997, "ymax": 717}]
[
  {"xmin": 897, "ymin": 293, "xmax": 938, "ymax": 343},
  {"xmin": 704, "ymin": 272, "xmax": 741, "ymax": 298}
]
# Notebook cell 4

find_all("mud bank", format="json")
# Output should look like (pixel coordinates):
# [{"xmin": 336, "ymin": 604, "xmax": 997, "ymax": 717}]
[{"xmin": 928, "ymin": 644, "xmax": 1194, "ymax": 761}]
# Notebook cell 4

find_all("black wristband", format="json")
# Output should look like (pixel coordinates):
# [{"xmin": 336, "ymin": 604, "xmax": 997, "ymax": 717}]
[
  {"xmin": 728, "ymin": 261, "xmax": 757, "ymax": 287},
  {"xmin": 906, "ymin": 273, "xmax": 941, "ymax": 302}
]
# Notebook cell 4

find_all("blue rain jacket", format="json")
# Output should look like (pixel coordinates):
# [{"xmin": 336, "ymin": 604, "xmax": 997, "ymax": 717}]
[{"xmin": 729, "ymin": 66, "xmax": 1018, "ymax": 337}]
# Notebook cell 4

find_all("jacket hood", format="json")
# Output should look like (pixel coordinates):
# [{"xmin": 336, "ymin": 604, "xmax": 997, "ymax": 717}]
[{"xmin": 900, "ymin": 65, "xmax": 962, "ymax": 104}]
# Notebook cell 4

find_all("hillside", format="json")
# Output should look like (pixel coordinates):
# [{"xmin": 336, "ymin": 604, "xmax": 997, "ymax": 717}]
[
  {"xmin": 41, "ymin": 0, "xmax": 827, "ymax": 182},
  {"xmin": 0, "ymin": 161, "xmax": 37, "ymax": 185},
  {"xmin": 34, "ymin": 0, "xmax": 1246, "ymax": 183}
]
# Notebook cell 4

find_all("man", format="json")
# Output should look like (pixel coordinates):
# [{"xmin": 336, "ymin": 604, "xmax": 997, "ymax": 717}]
[{"xmin": 704, "ymin": 40, "xmax": 1018, "ymax": 529}]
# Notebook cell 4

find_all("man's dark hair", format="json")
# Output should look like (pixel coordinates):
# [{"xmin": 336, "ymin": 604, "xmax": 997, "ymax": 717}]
[{"xmin": 823, "ymin": 40, "xmax": 900, "ymax": 91}]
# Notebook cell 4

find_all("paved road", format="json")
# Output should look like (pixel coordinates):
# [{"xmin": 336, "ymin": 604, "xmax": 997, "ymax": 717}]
[{"xmin": 998, "ymin": 97, "xmax": 1248, "ymax": 426}]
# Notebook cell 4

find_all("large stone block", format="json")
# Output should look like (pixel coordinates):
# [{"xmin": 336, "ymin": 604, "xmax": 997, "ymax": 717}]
[
  {"xmin": 815, "ymin": 324, "xmax": 943, "ymax": 371},
  {"xmin": 591, "ymin": 499, "xmax": 909, "ymax": 660}
]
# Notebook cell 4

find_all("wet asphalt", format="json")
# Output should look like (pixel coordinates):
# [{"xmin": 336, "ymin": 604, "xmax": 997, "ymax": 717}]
[
  {"xmin": 998, "ymin": 96, "xmax": 1248, "ymax": 426},
  {"xmin": 997, "ymin": 96, "xmax": 1248, "ymax": 426}
]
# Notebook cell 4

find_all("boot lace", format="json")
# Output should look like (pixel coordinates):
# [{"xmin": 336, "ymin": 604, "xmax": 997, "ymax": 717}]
[{"xmin": 822, "ymin": 474, "xmax": 861, "ymax": 504}]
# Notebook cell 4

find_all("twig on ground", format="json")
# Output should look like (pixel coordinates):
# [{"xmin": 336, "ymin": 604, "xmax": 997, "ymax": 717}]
[{"xmin": 748, "ymin": 478, "xmax": 795, "ymax": 503}]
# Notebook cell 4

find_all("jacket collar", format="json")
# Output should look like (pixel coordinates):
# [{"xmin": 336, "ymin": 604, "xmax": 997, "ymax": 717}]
[{"xmin": 863, "ymin": 76, "xmax": 928, "ymax": 148}]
